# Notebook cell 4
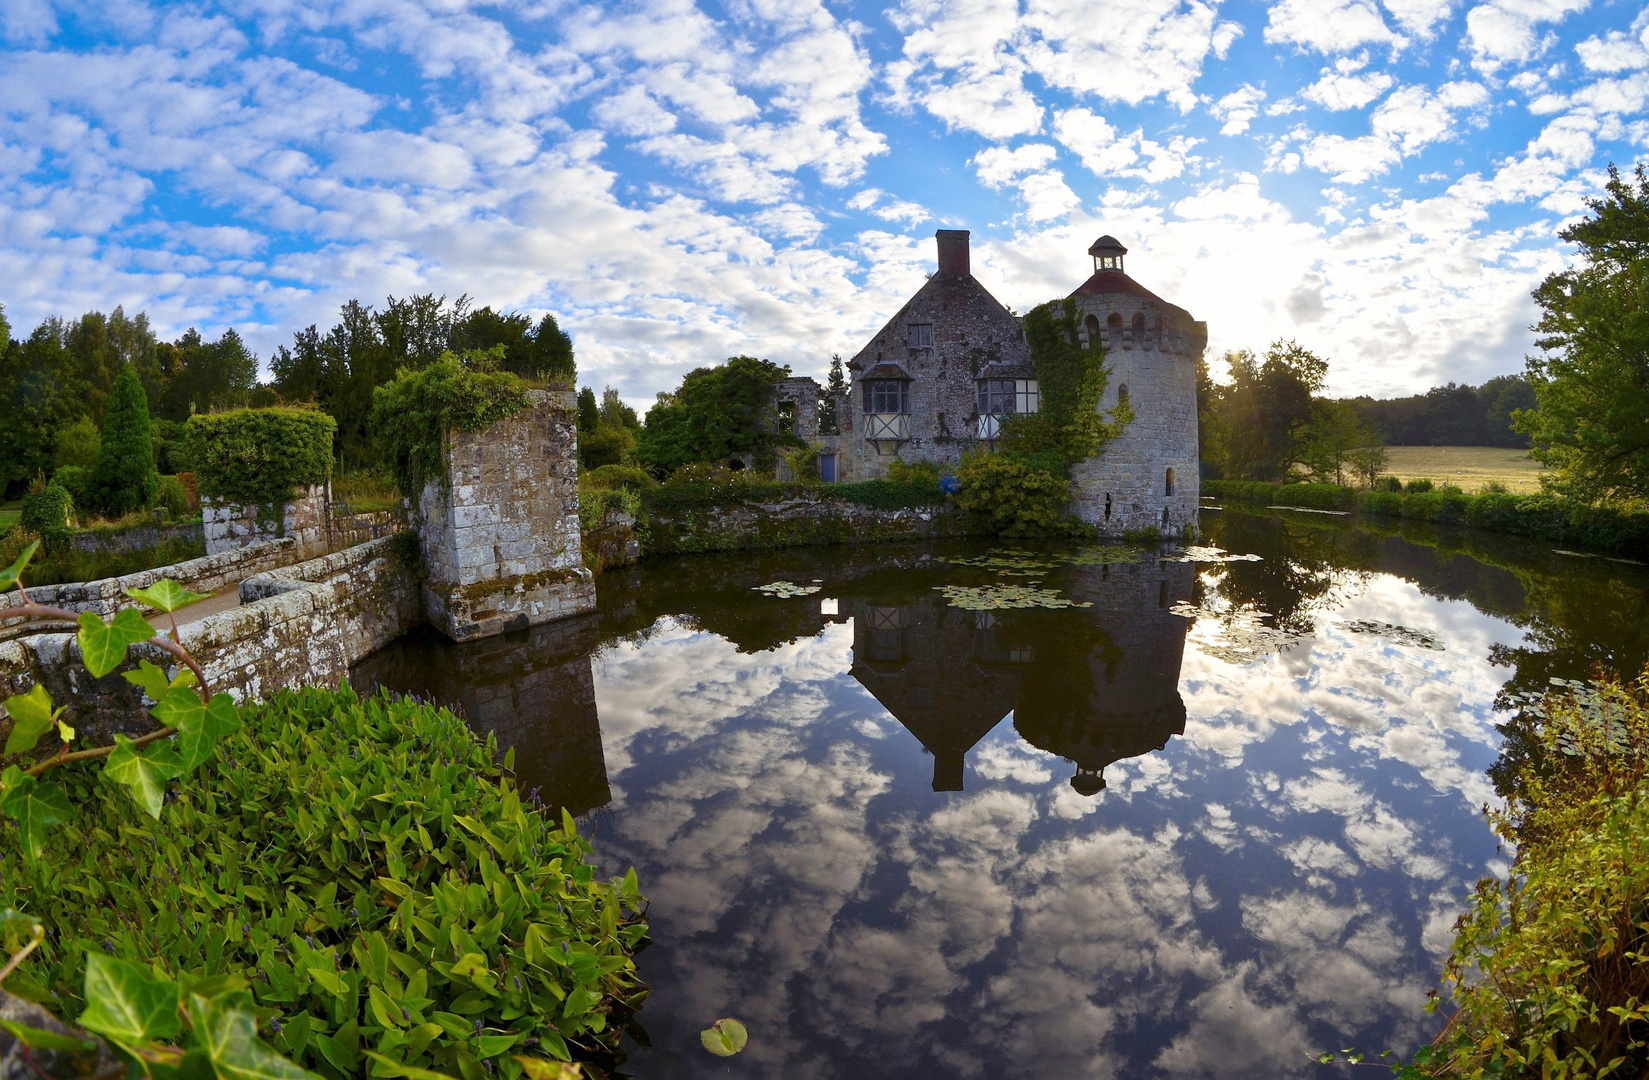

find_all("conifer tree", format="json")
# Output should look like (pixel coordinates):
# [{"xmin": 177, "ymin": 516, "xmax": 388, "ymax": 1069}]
[{"xmin": 91, "ymin": 364, "xmax": 158, "ymax": 516}]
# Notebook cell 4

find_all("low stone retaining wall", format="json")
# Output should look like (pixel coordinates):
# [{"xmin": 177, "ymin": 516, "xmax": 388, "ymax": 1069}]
[
  {"xmin": 0, "ymin": 537, "xmax": 303, "ymax": 622},
  {"xmin": 641, "ymin": 495, "xmax": 975, "ymax": 557},
  {"xmin": 204, "ymin": 484, "xmax": 331, "ymax": 561},
  {"xmin": 69, "ymin": 520, "xmax": 204, "ymax": 555},
  {"xmin": 0, "ymin": 536, "xmax": 421, "ymax": 741}
]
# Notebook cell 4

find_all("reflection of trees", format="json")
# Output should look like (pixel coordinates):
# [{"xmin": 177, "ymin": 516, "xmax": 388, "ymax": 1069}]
[{"xmin": 1199, "ymin": 512, "xmax": 1372, "ymax": 635}]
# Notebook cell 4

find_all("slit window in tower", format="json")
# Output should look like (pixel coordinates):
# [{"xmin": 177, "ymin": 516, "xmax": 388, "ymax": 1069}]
[{"xmin": 1165, "ymin": 467, "xmax": 1174, "ymax": 496}]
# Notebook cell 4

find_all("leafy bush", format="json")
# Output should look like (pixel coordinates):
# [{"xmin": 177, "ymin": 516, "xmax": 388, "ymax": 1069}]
[
  {"xmin": 1405, "ymin": 477, "xmax": 1434, "ymax": 493},
  {"xmin": 833, "ymin": 478, "xmax": 945, "ymax": 511},
  {"xmin": 0, "ymin": 684, "xmax": 647, "ymax": 1078},
  {"xmin": 20, "ymin": 483, "xmax": 75, "ymax": 545},
  {"xmin": 582, "ymin": 465, "xmax": 659, "ymax": 493},
  {"xmin": 54, "ymin": 415, "xmax": 100, "ymax": 469},
  {"xmin": 50, "ymin": 464, "xmax": 92, "ymax": 509},
  {"xmin": 1273, "ymin": 482, "xmax": 1356, "ymax": 510},
  {"xmin": 954, "ymin": 452, "xmax": 1079, "ymax": 536},
  {"xmin": 371, "ymin": 355, "xmax": 529, "ymax": 498},
  {"xmin": 1380, "ymin": 474, "xmax": 1404, "ymax": 492},
  {"xmin": 1407, "ymin": 671, "xmax": 1649, "ymax": 1078},
  {"xmin": 633, "ymin": 355, "xmax": 793, "ymax": 475},
  {"xmin": 91, "ymin": 365, "xmax": 160, "ymax": 517},
  {"xmin": 578, "ymin": 426, "xmax": 633, "ymax": 471},
  {"xmin": 886, "ymin": 458, "xmax": 943, "ymax": 485},
  {"xmin": 152, "ymin": 475, "xmax": 190, "ymax": 520},
  {"xmin": 185, "ymin": 408, "xmax": 337, "ymax": 508}
]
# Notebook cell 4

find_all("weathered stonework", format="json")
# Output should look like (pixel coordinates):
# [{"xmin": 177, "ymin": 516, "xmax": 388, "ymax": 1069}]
[
  {"xmin": 418, "ymin": 390, "xmax": 594, "ymax": 641},
  {"xmin": 0, "ymin": 536, "xmax": 421, "ymax": 744},
  {"xmin": 203, "ymin": 484, "xmax": 331, "ymax": 560},
  {"xmin": 641, "ymin": 494, "xmax": 977, "ymax": 557},
  {"xmin": 1066, "ymin": 238, "xmax": 1206, "ymax": 539},
  {"xmin": 840, "ymin": 230, "xmax": 1029, "ymax": 481},
  {"xmin": 70, "ymin": 520, "xmax": 203, "ymax": 555}
]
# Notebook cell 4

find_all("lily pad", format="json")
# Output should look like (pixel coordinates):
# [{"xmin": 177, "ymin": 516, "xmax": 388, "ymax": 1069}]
[
  {"xmin": 752, "ymin": 581, "xmax": 822, "ymax": 598},
  {"xmin": 700, "ymin": 1017, "xmax": 748, "ymax": 1057},
  {"xmin": 1341, "ymin": 619, "xmax": 1445, "ymax": 651},
  {"xmin": 1173, "ymin": 602, "xmax": 1300, "ymax": 664},
  {"xmin": 1164, "ymin": 546, "xmax": 1262, "ymax": 564},
  {"xmin": 933, "ymin": 584, "xmax": 1092, "ymax": 611}
]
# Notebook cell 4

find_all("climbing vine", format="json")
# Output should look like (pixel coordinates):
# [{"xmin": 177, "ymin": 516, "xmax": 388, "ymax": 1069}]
[
  {"xmin": 184, "ymin": 407, "xmax": 336, "ymax": 508},
  {"xmin": 370, "ymin": 350, "xmax": 530, "ymax": 497},
  {"xmin": 1002, "ymin": 298, "xmax": 1131, "ymax": 468}
]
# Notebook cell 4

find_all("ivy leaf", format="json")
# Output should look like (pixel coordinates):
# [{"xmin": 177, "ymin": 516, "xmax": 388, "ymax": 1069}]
[
  {"xmin": 3, "ymin": 684, "xmax": 60, "ymax": 756},
  {"xmin": 103, "ymin": 735, "xmax": 185, "ymax": 819},
  {"xmin": 193, "ymin": 995, "xmax": 316, "ymax": 1080},
  {"xmin": 0, "ymin": 540, "xmax": 38, "ymax": 593},
  {"xmin": 77, "ymin": 609, "xmax": 156, "ymax": 679},
  {"xmin": 122, "ymin": 659, "xmax": 173, "ymax": 702},
  {"xmin": 176, "ymin": 693, "xmax": 240, "ymax": 775},
  {"xmin": 78, "ymin": 953, "xmax": 182, "ymax": 1044},
  {"xmin": 0, "ymin": 1018, "xmax": 99, "ymax": 1053},
  {"xmin": 126, "ymin": 579, "xmax": 208, "ymax": 615},
  {"xmin": 698, "ymin": 1018, "xmax": 748, "ymax": 1057},
  {"xmin": 0, "ymin": 766, "xmax": 72, "ymax": 861}
]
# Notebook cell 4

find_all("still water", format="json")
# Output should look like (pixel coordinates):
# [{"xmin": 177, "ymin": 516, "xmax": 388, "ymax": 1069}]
[{"xmin": 354, "ymin": 507, "xmax": 1649, "ymax": 1079}]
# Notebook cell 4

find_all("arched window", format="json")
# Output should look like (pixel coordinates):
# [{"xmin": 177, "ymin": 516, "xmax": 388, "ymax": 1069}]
[
  {"xmin": 1117, "ymin": 384, "xmax": 1129, "ymax": 408},
  {"xmin": 1083, "ymin": 314, "xmax": 1100, "ymax": 348},
  {"xmin": 1104, "ymin": 492, "xmax": 1113, "ymax": 520},
  {"xmin": 1132, "ymin": 312, "xmax": 1146, "ymax": 334},
  {"xmin": 1106, "ymin": 312, "xmax": 1123, "ymax": 331},
  {"xmin": 1165, "ymin": 467, "xmax": 1174, "ymax": 496}
]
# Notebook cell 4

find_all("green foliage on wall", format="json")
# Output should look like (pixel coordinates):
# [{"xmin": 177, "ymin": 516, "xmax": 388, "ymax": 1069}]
[
  {"xmin": 184, "ymin": 407, "xmax": 337, "ymax": 508},
  {"xmin": 634, "ymin": 356, "xmax": 794, "ymax": 475},
  {"xmin": 1006, "ymin": 299, "xmax": 1127, "ymax": 468},
  {"xmin": 953, "ymin": 452, "xmax": 1081, "ymax": 537},
  {"xmin": 91, "ymin": 365, "xmax": 160, "ymax": 517},
  {"xmin": 0, "ymin": 684, "xmax": 648, "ymax": 1077},
  {"xmin": 20, "ymin": 484, "xmax": 75, "ymax": 550},
  {"xmin": 153, "ymin": 474, "xmax": 189, "ymax": 519},
  {"xmin": 370, "ymin": 352, "xmax": 529, "ymax": 497}
]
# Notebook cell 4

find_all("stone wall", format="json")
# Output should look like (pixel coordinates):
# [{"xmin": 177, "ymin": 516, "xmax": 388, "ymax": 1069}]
[
  {"xmin": 0, "ymin": 536, "xmax": 421, "ymax": 743},
  {"xmin": 0, "ymin": 537, "xmax": 303, "ymax": 623},
  {"xmin": 203, "ymin": 484, "xmax": 331, "ymax": 560},
  {"xmin": 641, "ymin": 494, "xmax": 976, "ymax": 557},
  {"xmin": 70, "ymin": 520, "xmax": 203, "ymax": 555},
  {"xmin": 418, "ymin": 390, "xmax": 594, "ymax": 641}
]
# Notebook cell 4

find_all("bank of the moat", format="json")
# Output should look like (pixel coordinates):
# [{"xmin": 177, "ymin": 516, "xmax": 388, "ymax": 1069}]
[{"xmin": 351, "ymin": 505, "xmax": 1649, "ymax": 1079}]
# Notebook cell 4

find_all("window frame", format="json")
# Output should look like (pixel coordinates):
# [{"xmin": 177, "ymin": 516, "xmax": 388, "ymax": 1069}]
[
  {"xmin": 907, "ymin": 322, "xmax": 934, "ymax": 348},
  {"xmin": 862, "ymin": 379, "xmax": 910, "ymax": 415}
]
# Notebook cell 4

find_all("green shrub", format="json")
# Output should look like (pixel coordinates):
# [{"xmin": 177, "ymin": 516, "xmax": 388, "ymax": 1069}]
[
  {"xmin": 1357, "ymin": 490, "xmax": 1403, "ymax": 517},
  {"xmin": 3, "ymin": 536, "xmax": 206, "ymax": 587},
  {"xmin": 832, "ymin": 478, "xmax": 946, "ymax": 511},
  {"xmin": 21, "ymin": 483, "xmax": 75, "ymax": 551},
  {"xmin": 185, "ymin": 408, "xmax": 337, "ymax": 508},
  {"xmin": 1274, "ymin": 482, "xmax": 1356, "ymax": 510},
  {"xmin": 582, "ymin": 465, "xmax": 659, "ymax": 493},
  {"xmin": 153, "ymin": 474, "xmax": 190, "ymax": 519},
  {"xmin": 1415, "ymin": 671, "xmax": 1649, "ymax": 1078},
  {"xmin": 886, "ymin": 458, "xmax": 943, "ymax": 484},
  {"xmin": 54, "ymin": 415, "xmax": 100, "ymax": 469},
  {"xmin": 0, "ymin": 685, "xmax": 646, "ymax": 1077},
  {"xmin": 91, "ymin": 365, "xmax": 160, "ymax": 517},
  {"xmin": 578, "ymin": 425, "xmax": 633, "ymax": 471},
  {"xmin": 1380, "ymin": 475, "xmax": 1404, "ymax": 492},
  {"xmin": 1405, "ymin": 477, "xmax": 1434, "ymax": 493},
  {"xmin": 954, "ymin": 452, "xmax": 1079, "ymax": 537},
  {"xmin": 370, "ymin": 354, "xmax": 527, "ymax": 498},
  {"xmin": 51, "ymin": 464, "xmax": 92, "ymax": 508}
]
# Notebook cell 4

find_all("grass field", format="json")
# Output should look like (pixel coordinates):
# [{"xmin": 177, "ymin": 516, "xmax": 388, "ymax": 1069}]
[
  {"xmin": 0, "ymin": 502, "xmax": 18, "ymax": 533},
  {"xmin": 1384, "ymin": 446, "xmax": 1547, "ymax": 494}
]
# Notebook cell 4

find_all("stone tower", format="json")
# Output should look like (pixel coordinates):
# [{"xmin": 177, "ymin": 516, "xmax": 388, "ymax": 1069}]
[{"xmin": 1067, "ymin": 236, "xmax": 1206, "ymax": 538}]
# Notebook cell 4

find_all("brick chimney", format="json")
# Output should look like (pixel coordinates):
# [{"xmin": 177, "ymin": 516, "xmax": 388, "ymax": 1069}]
[{"xmin": 935, "ymin": 229, "xmax": 970, "ymax": 278}]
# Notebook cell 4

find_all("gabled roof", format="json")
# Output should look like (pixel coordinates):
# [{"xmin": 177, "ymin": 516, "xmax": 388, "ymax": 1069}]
[{"xmin": 848, "ymin": 271, "xmax": 1020, "ymax": 370}]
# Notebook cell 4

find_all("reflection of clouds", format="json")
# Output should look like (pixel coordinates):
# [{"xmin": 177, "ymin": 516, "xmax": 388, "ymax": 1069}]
[{"xmin": 585, "ymin": 557, "xmax": 1517, "ymax": 1077}]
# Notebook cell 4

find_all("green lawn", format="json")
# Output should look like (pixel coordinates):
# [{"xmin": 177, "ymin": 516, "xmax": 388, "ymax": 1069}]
[{"xmin": 0, "ymin": 502, "xmax": 19, "ymax": 532}]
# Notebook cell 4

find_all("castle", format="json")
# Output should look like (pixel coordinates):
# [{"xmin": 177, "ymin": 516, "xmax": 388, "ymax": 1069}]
[{"xmin": 788, "ymin": 229, "xmax": 1206, "ymax": 538}]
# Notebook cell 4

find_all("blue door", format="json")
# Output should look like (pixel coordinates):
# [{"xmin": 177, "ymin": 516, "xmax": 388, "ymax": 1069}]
[{"xmin": 819, "ymin": 453, "xmax": 837, "ymax": 482}]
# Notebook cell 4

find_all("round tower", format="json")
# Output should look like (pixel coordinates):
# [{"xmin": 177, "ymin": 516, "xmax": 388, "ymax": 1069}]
[{"xmin": 1066, "ymin": 236, "xmax": 1207, "ymax": 538}]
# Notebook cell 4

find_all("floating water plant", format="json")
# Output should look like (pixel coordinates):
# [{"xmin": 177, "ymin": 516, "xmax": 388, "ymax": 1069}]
[
  {"xmin": 1341, "ymin": 619, "xmax": 1445, "ymax": 650},
  {"xmin": 753, "ymin": 580, "xmax": 822, "ymax": 598},
  {"xmin": 1171, "ymin": 600, "xmax": 1300, "ymax": 664},
  {"xmin": 933, "ymin": 583, "xmax": 1092, "ymax": 611},
  {"xmin": 1165, "ymin": 545, "xmax": 1262, "ymax": 564}
]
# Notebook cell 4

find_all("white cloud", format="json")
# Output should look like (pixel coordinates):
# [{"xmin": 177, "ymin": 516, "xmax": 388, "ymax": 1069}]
[
  {"xmin": 1265, "ymin": 0, "xmax": 1403, "ymax": 53},
  {"xmin": 1302, "ymin": 68, "xmax": 1395, "ymax": 109},
  {"xmin": 1575, "ymin": 25, "xmax": 1649, "ymax": 73},
  {"xmin": 1212, "ymin": 84, "xmax": 1268, "ymax": 134},
  {"xmin": 1464, "ymin": 0, "xmax": 1590, "ymax": 72}
]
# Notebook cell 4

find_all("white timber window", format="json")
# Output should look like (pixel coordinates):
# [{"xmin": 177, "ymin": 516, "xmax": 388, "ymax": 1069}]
[{"xmin": 975, "ymin": 378, "xmax": 1039, "ymax": 439}]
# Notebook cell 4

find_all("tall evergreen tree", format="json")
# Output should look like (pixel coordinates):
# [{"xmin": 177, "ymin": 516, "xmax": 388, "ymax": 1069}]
[
  {"xmin": 576, "ymin": 387, "xmax": 600, "ymax": 432},
  {"xmin": 819, "ymin": 354, "xmax": 845, "ymax": 433},
  {"xmin": 91, "ymin": 365, "xmax": 159, "ymax": 517}
]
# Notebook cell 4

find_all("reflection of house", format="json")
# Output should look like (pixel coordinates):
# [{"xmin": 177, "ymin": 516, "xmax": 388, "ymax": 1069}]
[
  {"xmin": 349, "ymin": 616, "xmax": 611, "ymax": 817},
  {"xmin": 848, "ymin": 599, "xmax": 1027, "ymax": 791},
  {"xmin": 1014, "ymin": 559, "xmax": 1195, "ymax": 794}
]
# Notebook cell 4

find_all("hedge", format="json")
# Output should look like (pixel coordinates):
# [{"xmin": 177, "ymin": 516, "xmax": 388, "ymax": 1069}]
[
  {"xmin": 184, "ymin": 408, "xmax": 337, "ymax": 507},
  {"xmin": 0, "ymin": 684, "xmax": 646, "ymax": 1078},
  {"xmin": 20, "ymin": 484, "xmax": 75, "ymax": 551},
  {"xmin": 1204, "ymin": 479, "xmax": 1649, "ymax": 559}
]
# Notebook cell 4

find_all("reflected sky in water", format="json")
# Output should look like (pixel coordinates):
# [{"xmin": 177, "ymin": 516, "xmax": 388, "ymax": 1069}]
[{"xmin": 354, "ymin": 508, "xmax": 1649, "ymax": 1079}]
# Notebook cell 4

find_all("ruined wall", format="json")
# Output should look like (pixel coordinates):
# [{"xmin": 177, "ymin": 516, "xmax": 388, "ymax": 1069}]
[
  {"xmin": 70, "ymin": 520, "xmax": 204, "ymax": 556},
  {"xmin": 641, "ymin": 495, "xmax": 976, "ymax": 557},
  {"xmin": 1067, "ymin": 292, "xmax": 1205, "ymax": 538},
  {"xmin": 0, "ymin": 536, "xmax": 421, "ymax": 742},
  {"xmin": 419, "ymin": 390, "xmax": 594, "ymax": 641},
  {"xmin": 203, "ymin": 484, "xmax": 331, "ymax": 560},
  {"xmin": 0, "ymin": 537, "xmax": 303, "ymax": 622}
]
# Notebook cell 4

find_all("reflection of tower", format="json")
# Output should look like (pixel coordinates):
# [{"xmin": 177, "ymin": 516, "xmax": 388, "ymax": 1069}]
[
  {"xmin": 849, "ymin": 601, "xmax": 1027, "ymax": 791},
  {"xmin": 349, "ymin": 615, "xmax": 611, "ymax": 817},
  {"xmin": 1014, "ymin": 557, "xmax": 1194, "ymax": 795}
]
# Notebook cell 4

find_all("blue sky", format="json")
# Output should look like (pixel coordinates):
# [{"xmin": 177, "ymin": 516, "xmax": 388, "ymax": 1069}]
[{"xmin": 0, "ymin": 0, "xmax": 1644, "ymax": 405}]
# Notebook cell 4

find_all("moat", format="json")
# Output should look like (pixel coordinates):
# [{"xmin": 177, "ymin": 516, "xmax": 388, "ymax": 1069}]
[{"xmin": 353, "ymin": 507, "xmax": 1649, "ymax": 1079}]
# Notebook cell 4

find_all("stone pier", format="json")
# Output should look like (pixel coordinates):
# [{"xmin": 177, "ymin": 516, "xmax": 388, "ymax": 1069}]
[{"xmin": 418, "ymin": 389, "xmax": 594, "ymax": 641}]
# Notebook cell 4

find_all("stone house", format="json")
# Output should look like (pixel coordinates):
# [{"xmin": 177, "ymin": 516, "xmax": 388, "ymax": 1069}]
[{"xmin": 827, "ymin": 229, "xmax": 1205, "ymax": 537}]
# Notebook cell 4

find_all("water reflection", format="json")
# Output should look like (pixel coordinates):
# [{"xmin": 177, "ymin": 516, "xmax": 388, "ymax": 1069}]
[{"xmin": 348, "ymin": 510, "xmax": 1649, "ymax": 1079}]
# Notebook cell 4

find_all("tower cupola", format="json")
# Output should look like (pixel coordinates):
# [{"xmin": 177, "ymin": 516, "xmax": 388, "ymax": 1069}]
[{"xmin": 1088, "ymin": 235, "xmax": 1127, "ymax": 273}]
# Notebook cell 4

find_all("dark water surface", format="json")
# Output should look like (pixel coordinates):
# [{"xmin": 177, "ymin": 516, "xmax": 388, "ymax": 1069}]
[{"xmin": 353, "ymin": 508, "xmax": 1649, "ymax": 1079}]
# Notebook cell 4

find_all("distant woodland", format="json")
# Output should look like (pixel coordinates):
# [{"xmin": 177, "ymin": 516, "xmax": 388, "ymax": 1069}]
[{"xmin": 1339, "ymin": 375, "xmax": 1536, "ymax": 449}]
